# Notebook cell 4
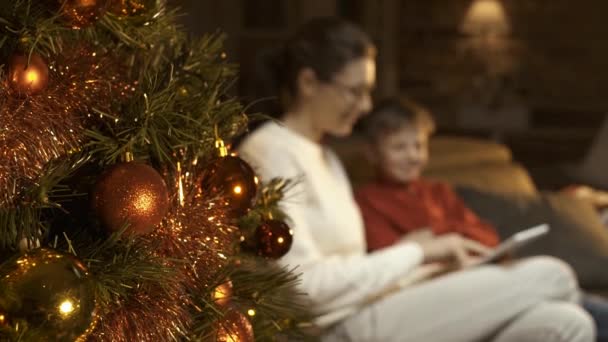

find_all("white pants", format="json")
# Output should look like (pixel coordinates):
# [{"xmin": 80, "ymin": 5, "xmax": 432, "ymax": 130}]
[{"xmin": 323, "ymin": 256, "xmax": 596, "ymax": 342}]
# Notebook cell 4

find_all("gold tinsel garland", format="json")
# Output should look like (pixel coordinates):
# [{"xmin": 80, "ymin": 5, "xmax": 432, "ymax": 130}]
[{"xmin": 0, "ymin": 47, "xmax": 135, "ymax": 207}]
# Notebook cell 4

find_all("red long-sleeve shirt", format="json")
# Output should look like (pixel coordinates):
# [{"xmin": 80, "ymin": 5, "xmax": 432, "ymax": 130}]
[{"xmin": 355, "ymin": 179, "xmax": 500, "ymax": 252}]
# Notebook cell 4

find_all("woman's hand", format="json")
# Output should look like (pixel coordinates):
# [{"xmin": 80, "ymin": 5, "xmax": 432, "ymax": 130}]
[
  {"xmin": 400, "ymin": 228, "xmax": 435, "ymax": 244},
  {"xmin": 415, "ymin": 233, "xmax": 492, "ymax": 268}
]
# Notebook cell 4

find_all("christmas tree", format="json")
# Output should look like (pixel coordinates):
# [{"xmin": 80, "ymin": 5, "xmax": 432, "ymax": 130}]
[{"xmin": 0, "ymin": 1, "xmax": 311, "ymax": 341}]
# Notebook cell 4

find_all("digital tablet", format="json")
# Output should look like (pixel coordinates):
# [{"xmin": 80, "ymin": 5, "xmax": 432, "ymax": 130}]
[{"xmin": 476, "ymin": 224, "xmax": 550, "ymax": 265}]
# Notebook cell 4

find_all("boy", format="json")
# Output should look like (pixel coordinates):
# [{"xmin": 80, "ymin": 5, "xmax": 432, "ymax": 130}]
[
  {"xmin": 355, "ymin": 98, "xmax": 500, "ymax": 252},
  {"xmin": 355, "ymin": 97, "xmax": 608, "ymax": 341}
]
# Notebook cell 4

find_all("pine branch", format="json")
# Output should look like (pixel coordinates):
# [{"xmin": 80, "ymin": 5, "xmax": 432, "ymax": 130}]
[
  {"xmin": 0, "ymin": 207, "xmax": 45, "ymax": 251},
  {"xmin": 239, "ymin": 178, "xmax": 298, "ymax": 235},
  {"xmin": 85, "ymin": 33, "xmax": 247, "ymax": 167},
  {"xmin": 84, "ymin": 238, "xmax": 178, "ymax": 309},
  {"xmin": 230, "ymin": 259, "xmax": 313, "ymax": 341},
  {"xmin": 189, "ymin": 257, "xmax": 315, "ymax": 341},
  {"xmin": 99, "ymin": 5, "xmax": 184, "ymax": 51},
  {"xmin": 0, "ymin": 154, "xmax": 87, "ymax": 251}
]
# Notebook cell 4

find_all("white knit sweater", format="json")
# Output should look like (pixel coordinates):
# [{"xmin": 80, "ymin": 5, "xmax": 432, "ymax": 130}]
[{"xmin": 238, "ymin": 121, "xmax": 423, "ymax": 321}]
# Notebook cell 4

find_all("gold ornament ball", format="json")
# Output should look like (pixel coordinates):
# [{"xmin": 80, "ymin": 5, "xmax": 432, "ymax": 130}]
[
  {"xmin": 7, "ymin": 53, "xmax": 49, "ymax": 96},
  {"xmin": 255, "ymin": 220, "xmax": 293, "ymax": 259},
  {"xmin": 0, "ymin": 248, "xmax": 97, "ymax": 342},
  {"xmin": 60, "ymin": 0, "xmax": 110, "ymax": 28},
  {"xmin": 200, "ymin": 155, "xmax": 258, "ymax": 217},
  {"xmin": 92, "ymin": 162, "xmax": 170, "ymax": 235},
  {"xmin": 214, "ymin": 309, "xmax": 254, "ymax": 342}
]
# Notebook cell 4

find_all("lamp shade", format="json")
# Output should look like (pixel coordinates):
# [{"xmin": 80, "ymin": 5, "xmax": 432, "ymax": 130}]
[{"xmin": 461, "ymin": 0, "xmax": 510, "ymax": 36}]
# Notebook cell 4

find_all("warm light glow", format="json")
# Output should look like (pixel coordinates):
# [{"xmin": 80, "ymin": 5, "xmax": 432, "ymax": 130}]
[
  {"xmin": 225, "ymin": 334, "xmax": 239, "ymax": 342},
  {"xmin": 134, "ymin": 192, "xmax": 154, "ymax": 212},
  {"xmin": 212, "ymin": 281, "xmax": 233, "ymax": 307},
  {"xmin": 177, "ymin": 162, "xmax": 184, "ymax": 207},
  {"xmin": 213, "ymin": 286, "xmax": 228, "ymax": 301},
  {"xmin": 59, "ymin": 300, "xmax": 75, "ymax": 316},
  {"xmin": 462, "ymin": 0, "xmax": 510, "ymax": 36},
  {"xmin": 277, "ymin": 237, "xmax": 285, "ymax": 244},
  {"xmin": 25, "ymin": 70, "xmax": 39, "ymax": 85},
  {"xmin": 0, "ymin": 314, "xmax": 5, "ymax": 323},
  {"xmin": 233, "ymin": 185, "xmax": 242, "ymax": 195},
  {"xmin": 247, "ymin": 309, "xmax": 256, "ymax": 317}
]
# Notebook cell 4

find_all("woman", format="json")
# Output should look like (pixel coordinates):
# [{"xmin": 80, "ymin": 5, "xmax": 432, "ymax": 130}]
[{"xmin": 238, "ymin": 17, "xmax": 594, "ymax": 342}]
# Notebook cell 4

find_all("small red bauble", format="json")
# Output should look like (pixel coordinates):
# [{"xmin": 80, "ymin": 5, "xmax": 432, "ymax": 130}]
[{"xmin": 255, "ymin": 220, "xmax": 293, "ymax": 259}]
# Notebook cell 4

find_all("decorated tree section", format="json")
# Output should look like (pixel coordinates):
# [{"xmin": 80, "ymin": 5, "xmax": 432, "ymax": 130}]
[{"xmin": 0, "ymin": 1, "xmax": 311, "ymax": 341}]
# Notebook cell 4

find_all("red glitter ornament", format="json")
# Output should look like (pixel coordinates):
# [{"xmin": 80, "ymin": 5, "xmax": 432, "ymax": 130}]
[{"xmin": 255, "ymin": 220, "xmax": 293, "ymax": 259}]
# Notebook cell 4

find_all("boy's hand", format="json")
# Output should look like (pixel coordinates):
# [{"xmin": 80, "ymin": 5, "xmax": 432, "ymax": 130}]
[{"xmin": 563, "ymin": 184, "xmax": 608, "ymax": 208}]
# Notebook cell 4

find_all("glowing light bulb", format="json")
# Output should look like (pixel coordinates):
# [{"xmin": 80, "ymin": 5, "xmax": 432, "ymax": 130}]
[
  {"xmin": 213, "ymin": 286, "xmax": 229, "ymax": 302},
  {"xmin": 212, "ymin": 281, "xmax": 233, "ymax": 307},
  {"xmin": 247, "ymin": 309, "xmax": 256, "ymax": 317},
  {"xmin": 233, "ymin": 185, "xmax": 243, "ymax": 195},
  {"xmin": 59, "ymin": 300, "xmax": 75, "ymax": 316},
  {"xmin": 25, "ymin": 70, "xmax": 39, "ymax": 85}
]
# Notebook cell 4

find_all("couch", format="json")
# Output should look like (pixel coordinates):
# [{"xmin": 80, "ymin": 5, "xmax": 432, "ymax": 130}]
[
  {"xmin": 331, "ymin": 134, "xmax": 608, "ymax": 292},
  {"xmin": 333, "ymin": 135, "xmax": 536, "ymax": 195}
]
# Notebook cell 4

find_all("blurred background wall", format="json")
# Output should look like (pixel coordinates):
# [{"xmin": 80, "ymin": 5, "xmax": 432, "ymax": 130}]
[{"xmin": 173, "ymin": 0, "xmax": 608, "ymax": 188}]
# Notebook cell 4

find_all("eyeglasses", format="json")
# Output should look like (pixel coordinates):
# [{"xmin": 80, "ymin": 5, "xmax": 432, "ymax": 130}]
[{"xmin": 330, "ymin": 80, "xmax": 374, "ymax": 100}]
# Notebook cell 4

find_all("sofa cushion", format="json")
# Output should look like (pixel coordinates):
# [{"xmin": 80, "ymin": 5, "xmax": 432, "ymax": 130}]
[
  {"xmin": 331, "ymin": 135, "xmax": 522, "ymax": 189},
  {"xmin": 426, "ymin": 136, "xmax": 512, "ymax": 172},
  {"xmin": 457, "ymin": 186, "xmax": 608, "ymax": 290},
  {"xmin": 425, "ymin": 162, "xmax": 537, "ymax": 196}
]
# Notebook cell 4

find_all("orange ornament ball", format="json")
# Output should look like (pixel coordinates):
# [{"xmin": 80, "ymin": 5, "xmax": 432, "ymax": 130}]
[
  {"xmin": 214, "ymin": 309, "xmax": 254, "ymax": 342},
  {"xmin": 109, "ymin": 0, "xmax": 146, "ymax": 16},
  {"xmin": 92, "ymin": 162, "xmax": 169, "ymax": 235},
  {"xmin": 60, "ymin": 0, "xmax": 110, "ymax": 28},
  {"xmin": 7, "ymin": 53, "xmax": 49, "ymax": 96}
]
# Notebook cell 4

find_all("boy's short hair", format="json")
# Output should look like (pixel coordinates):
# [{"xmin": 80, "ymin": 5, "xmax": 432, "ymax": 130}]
[{"xmin": 358, "ymin": 97, "xmax": 436, "ymax": 142}]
